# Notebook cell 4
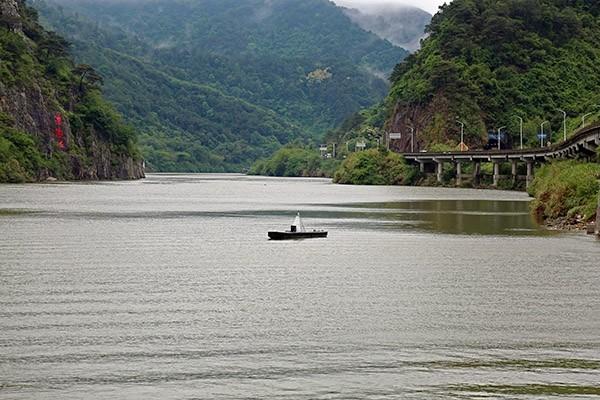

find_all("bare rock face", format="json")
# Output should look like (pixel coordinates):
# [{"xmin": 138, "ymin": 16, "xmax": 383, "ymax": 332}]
[
  {"xmin": 0, "ymin": 82, "xmax": 145, "ymax": 180},
  {"xmin": 389, "ymin": 96, "xmax": 452, "ymax": 152},
  {"xmin": 0, "ymin": 84, "xmax": 62, "ymax": 148},
  {"xmin": 0, "ymin": 0, "xmax": 23, "ymax": 33},
  {"xmin": 0, "ymin": 0, "xmax": 144, "ymax": 182}
]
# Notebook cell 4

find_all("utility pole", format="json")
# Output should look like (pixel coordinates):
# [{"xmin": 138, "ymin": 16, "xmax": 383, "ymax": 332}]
[
  {"xmin": 540, "ymin": 121, "xmax": 550, "ymax": 147},
  {"xmin": 558, "ymin": 109, "xmax": 567, "ymax": 141},
  {"xmin": 515, "ymin": 116, "xmax": 523, "ymax": 149},
  {"xmin": 497, "ymin": 126, "xmax": 506, "ymax": 150}
]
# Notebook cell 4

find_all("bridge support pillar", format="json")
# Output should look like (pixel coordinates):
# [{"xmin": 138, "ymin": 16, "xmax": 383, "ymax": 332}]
[
  {"xmin": 419, "ymin": 161, "xmax": 426, "ymax": 173},
  {"xmin": 436, "ymin": 161, "xmax": 444, "ymax": 183},
  {"xmin": 526, "ymin": 161, "xmax": 534, "ymax": 189},
  {"xmin": 456, "ymin": 162, "xmax": 462, "ymax": 186},
  {"xmin": 493, "ymin": 161, "xmax": 501, "ymax": 187},
  {"xmin": 473, "ymin": 162, "xmax": 481, "ymax": 185},
  {"xmin": 511, "ymin": 160, "xmax": 518, "ymax": 185}
]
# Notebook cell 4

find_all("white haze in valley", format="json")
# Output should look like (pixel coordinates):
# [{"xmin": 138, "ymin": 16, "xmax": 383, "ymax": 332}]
[{"xmin": 333, "ymin": 0, "xmax": 447, "ymax": 14}]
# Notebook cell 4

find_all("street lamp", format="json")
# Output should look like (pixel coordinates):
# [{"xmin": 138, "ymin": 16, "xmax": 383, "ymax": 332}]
[
  {"xmin": 583, "ymin": 105, "xmax": 600, "ymax": 128},
  {"xmin": 497, "ymin": 126, "xmax": 506, "ymax": 150},
  {"xmin": 514, "ymin": 116, "xmax": 524, "ymax": 150},
  {"xmin": 540, "ymin": 121, "xmax": 550, "ymax": 147},
  {"xmin": 582, "ymin": 112, "xmax": 593, "ymax": 128},
  {"xmin": 456, "ymin": 117, "xmax": 465, "ymax": 150},
  {"xmin": 557, "ymin": 109, "xmax": 567, "ymax": 141},
  {"xmin": 407, "ymin": 126, "xmax": 415, "ymax": 152}
]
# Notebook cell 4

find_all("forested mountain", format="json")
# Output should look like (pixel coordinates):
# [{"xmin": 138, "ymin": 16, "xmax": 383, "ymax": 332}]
[
  {"xmin": 384, "ymin": 0, "xmax": 600, "ymax": 152},
  {"xmin": 32, "ymin": 0, "xmax": 409, "ymax": 172},
  {"xmin": 342, "ymin": 4, "xmax": 431, "ymax": 51},
  {"xmin": 0, "ymin": 0, "xmax": 143, "ymax": 182}
]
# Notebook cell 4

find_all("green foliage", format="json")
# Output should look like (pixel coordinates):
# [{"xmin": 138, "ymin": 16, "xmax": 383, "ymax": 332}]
[
  {"xmin": 529, "ymin": 161, "xmax": 600, "ymax": 222},
  {"xmin": 34, "ymin": 0, "xmax": 409, "ymax": 171},
  {"xmin": 0, "ymin": 127, "xmax": 44, "ymax": 183},
  {"xmin": 333, "ymin": 148, "xmax": 417, "ymax": 185},
  {"xmin": 428, "ymin": 143, "xmax": 456, "ymax": 152},
  {"xmin": 75, "ymin": 91, "xmax": 139, "ymax": 156},
  {"xmin": 324, "ymin": 105, "xmax": 389, "ymax": 151},
  {"xmin": 0, "ymin": 0, "xmax": 141, "ymax": 182},
  {"xmin": 249, "ymin": 146, "xmax": 339, "ymax": 178},
  {"xmin": 387, "ymin": 0, "xmax": 600, "ymax": 148}
]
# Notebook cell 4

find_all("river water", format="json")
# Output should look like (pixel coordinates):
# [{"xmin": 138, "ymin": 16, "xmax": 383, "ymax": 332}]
[{"xmin": 1, "ymin": 174, "xmax": 599, "ymax": 399}]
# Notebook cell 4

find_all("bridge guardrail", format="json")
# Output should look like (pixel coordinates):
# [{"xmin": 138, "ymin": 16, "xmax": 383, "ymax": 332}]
[{"xmin": 401, "ymin": 122, "xmax": 600, "ymax": 159}]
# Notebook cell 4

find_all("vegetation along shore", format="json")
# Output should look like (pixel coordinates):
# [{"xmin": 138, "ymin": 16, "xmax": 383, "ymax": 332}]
[
  {"xmin": 3, "ymin": 0, "xmax": 600, "ymax": 231},
  {"xmin": 251, "ymin": 0, "xmax": 600, "ymax": 231}
]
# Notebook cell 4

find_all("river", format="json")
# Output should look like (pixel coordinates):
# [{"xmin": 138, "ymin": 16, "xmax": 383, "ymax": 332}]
[{"xmin": 1, "ymin": 174, "xmax": 599, "ymax": 399}]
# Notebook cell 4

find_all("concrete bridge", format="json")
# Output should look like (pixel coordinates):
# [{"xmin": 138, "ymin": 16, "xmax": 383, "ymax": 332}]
[{"xmin": 400, "ymin": 123, "xmax": 600, "ymax": 188}]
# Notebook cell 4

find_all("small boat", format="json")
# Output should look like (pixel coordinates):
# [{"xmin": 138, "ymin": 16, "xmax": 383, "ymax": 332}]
[{"xmin": 268, "ymin": 212, "xmax": 328, "ymax": 240}]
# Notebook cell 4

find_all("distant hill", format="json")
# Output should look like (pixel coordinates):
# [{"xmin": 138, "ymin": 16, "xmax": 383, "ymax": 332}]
[
  {"xmin": 341, "ymin": 4, "xmax": 431, "ymax": 52},
  {"xmin": 33, "ymin": 0, "xmax": 409, "ymax": 172},
  {"xmin": 0, "ymin": 0, "xmax": 143, "ymax": 182},
  {"xmin": 384, "ymin": 0, "xmax": 600, "ymax": 152}
]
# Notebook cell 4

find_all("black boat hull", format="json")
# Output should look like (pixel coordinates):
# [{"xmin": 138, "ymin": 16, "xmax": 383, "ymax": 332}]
[{"xmin": 268, "ymin": 231, "xmax": 328, "ymax": 240}]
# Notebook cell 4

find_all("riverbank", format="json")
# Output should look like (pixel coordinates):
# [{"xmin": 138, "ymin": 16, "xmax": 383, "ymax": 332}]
[
  {"xmin": 251, "ymin": 147, "xmax": 600, "ymax": 232},
  {"xmin": 527, "ymin": 160, "xmax": 600, "ymax": 232}
]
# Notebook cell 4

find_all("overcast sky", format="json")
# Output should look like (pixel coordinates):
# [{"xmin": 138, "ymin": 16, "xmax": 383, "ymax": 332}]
[{"xmin": 332, "ymin": 0, "xmax": 447, "ymax": 15}]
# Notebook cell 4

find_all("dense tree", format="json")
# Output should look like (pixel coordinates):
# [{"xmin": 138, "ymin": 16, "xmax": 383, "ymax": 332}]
[
  {"xmin": 33, "ymin": 0, "xmax": 409, "ymax": 172},
  {"xmin": 384, "ymin": 0, "xmax": 600, "ymax": 149},
  {"xmin": 0, "ymin": 0, "xmax": 140, "ymax": 182}
]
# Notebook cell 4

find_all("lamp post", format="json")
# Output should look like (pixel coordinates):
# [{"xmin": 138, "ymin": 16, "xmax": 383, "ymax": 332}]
[
  {"xmin": 582, "ymin": 112, "xmax": 593, "ymax": 128},
  {"xmin": 583, "ymin": 105, "xmax": 600, "ymax": 128},
  {"xmin": 408, "ymin": 126, "xmax": 415, "ymax": 152},
  {"xmin": 540, "ymin": 121, "xmax": 549, "ymax": 147},
  {"xmin": 456, "ymin": 118, "xmax": 465, "ymax": 150},
  {"xmin": 557, "ymin": 109, "xmax": 567, "ymax": 141},
  {"xmin": 497, "ymin": 126, "xmax": 506, "ymax": 150},
  {"xmin": 515, "ymin": 116, "xmax": 524, "ymax": 150}
]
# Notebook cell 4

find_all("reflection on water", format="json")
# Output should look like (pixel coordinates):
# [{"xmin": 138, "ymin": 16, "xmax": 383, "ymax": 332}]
[
  {"xmin": 0, "ymin": 174, "xmax": 599, "ymax": 399},
  {"xmin": 323, "ymin": 200, "xmax": 548, "ymax": 235}
]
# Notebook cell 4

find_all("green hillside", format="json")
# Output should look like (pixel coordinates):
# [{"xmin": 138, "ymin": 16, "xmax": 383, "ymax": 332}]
[
  {"xmin": 0, "ymin": 0, "xmax": 143, "ymax": 182},
  {"xmin": 33, "ymin": 0, "xmax": 409, "ymax": 172},
  {"xmin": 383, "ymin": 0, "xmax": 600, "ymax": 150}
]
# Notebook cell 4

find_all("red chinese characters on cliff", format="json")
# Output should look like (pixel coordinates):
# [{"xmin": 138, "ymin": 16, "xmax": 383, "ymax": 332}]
[{"xmin": 54, "ymin": 113, "xmax": 65, "ymax": 150}]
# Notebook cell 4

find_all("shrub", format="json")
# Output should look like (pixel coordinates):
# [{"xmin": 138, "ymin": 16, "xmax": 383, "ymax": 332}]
[
  {"xmin": 333, "ymin": 148, "xmax": 418, "ymax": 185},
  {"xmin": 249, "ymin": 146, "xmax": 339, "ymax": 177}
]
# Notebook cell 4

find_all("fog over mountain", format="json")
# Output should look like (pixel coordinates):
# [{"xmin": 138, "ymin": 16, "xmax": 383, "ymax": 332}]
[
  {"xmin": 339, "ymin": 3, "xmax": 432, "ymax": 51},
  {"xmin": 333, "ymin": 0, "xmax": 446, "ymax": 14},
  {"xmin": 34, "ymin": 0, "xmax": 408, "ymax": 172}
]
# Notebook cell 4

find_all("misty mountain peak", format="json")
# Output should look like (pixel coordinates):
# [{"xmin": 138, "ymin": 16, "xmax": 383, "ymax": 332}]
[{"xmin": 339, "ymin": 2, "xmax": 431, "ymax": 52}]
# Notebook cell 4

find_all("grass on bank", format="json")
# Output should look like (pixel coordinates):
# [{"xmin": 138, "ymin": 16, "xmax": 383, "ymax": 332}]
[{"xmin": 528, "ymin": 160, "xmax": 600, "ymax": 222}]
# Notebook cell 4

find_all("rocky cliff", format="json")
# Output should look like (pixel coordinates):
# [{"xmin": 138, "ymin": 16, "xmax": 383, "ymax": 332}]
[{"xmin": 0, "ymin": 0, "xmax": 144, "ymax": 182}]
